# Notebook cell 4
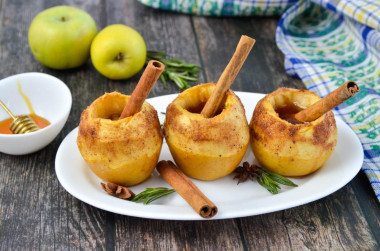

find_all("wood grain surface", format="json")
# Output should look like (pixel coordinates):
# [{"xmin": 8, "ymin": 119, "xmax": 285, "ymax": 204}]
[{"xmin": 0, "ymin": 0, "xmax": 379, "ymax": 250}]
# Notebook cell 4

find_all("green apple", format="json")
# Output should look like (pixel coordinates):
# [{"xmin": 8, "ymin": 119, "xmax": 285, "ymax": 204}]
[
  {"xmin": 28, "ymin": 6, "xmax": 97, "ymax": 69},
  {"xmin": 90, "ymin": 24, "xmax": 147, "ymax": 80}
]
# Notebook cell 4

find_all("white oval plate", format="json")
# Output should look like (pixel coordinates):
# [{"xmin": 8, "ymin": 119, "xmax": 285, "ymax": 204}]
[{"xmin": 55, "ymin": 92, "xmax": 363, "ymax": 220}]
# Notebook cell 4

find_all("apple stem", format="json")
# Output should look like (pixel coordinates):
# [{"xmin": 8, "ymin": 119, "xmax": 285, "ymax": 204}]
[{"xmin": 115, "ymin": 52, "xmax": 124, "ymax": 62}]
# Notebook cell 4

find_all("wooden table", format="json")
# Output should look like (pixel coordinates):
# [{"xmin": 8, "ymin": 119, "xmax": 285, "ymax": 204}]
[{"xmin": 1, "ymin": 1, "xmax": 379, "ymax": 249}]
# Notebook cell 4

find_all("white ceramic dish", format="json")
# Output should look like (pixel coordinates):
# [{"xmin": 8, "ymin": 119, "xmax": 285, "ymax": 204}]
[
  {"xmin": 0, "ymin": 72, "xmax": 72, "ymax": 155},
  {"xmin": 55, "ymin": 92, "xmax": 363, "ymax": 220}
]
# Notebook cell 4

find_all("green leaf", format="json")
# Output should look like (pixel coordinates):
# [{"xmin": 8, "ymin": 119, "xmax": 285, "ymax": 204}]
[
  {"xmin": 160, "ymin": 74, "xmax": 168, "ymax": 89},
  {"xmin": 130, "ymin": 187, "xmax": 176, "ymax": 205},
  {"xmin": 257, "ymin": 175, "xmax": 277, "ymax": 194},
  {"xmin": 264, "ymin": 170, "xmax": 298, "ymax": 187},
  {"xmin": 146, "ymin": 50, "xmax": 201, "ymax": 90},
  {"xmin": 257, "ymin": 169, "xmax": 297, "ymax": 194}
]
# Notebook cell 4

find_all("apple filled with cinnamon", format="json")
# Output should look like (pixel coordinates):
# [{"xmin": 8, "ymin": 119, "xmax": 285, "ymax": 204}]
[
  {"xmin": 162, "ymin": 35, "xmax": 255, "ymax": 181},
  {"xmin": 77, "ymin": 92, "xmax": 163, "ymax": 186},
  {"xmin": 77, "ymin": 61, "xmax": 165, "ymax": 186},
  {"xmin": 249, "ymin": 83, "xmax": 358, "ymax": 177},
  {"xmin": 163, "ymin": 83, "xmax": 250, "ymax": 181}
]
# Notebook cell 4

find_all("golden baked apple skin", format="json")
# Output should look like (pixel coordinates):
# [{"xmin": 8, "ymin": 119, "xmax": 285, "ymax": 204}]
[
  {"xmin": 77, "ymin": 92, "xmax": 163, "ymax": 186},
  {"xmin": 164, "ymin": 83, "xmax": 250, "ymax": 181},
  {"xmin": 249, "ymin": 87, "xmax": 337, "ymax": 176}
]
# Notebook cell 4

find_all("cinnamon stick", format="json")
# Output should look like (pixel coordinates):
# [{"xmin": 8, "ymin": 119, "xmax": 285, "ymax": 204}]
[
  {"xmin": 156, "ymin": 160, "xmax": 218, "ymax": 218},
  {"xmin": 119, "ymin": 60, "xmax": 165, "ymax": 119},
  {"xmin": 201, "ymin": 35, "xmax": 255, "ymax": 118},
  {"xmin": 293, "ymin": 81, "xmax": 359, "ymax": 122}
]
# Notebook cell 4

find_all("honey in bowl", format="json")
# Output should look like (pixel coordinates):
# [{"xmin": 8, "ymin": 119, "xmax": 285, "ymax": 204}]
[
  {"xmin": 0, "ymin": 79, "xmax": 50, "ymax": 134},
  {"xmin": 0, "ymin": 114, "xmax": 50, "ymax": 134}
]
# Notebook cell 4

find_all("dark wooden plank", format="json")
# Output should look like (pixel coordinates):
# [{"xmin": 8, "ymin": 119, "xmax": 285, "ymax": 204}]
[
  {"xmin": 192, "ymin": 10, "xmax": 380, "ymax": 251},
  {"xmin": 239, "ymin": 184, "xmax": 378, "ymax": 250},
  {"xmin": 115, "ymin": 217, "xmax": 244, "ymax": 250},
  {"xmin": 349, "ymin": 171, "xmax": 380, "ymax": 244},
  {"xmin": 103, "ymin": 0, "xmax": 206, "ymax": 98},
  {"xmin": 323, "ymin": 185, "xmax": 378, "ymax": 250},
  {"xmin": 0, "ymin": 0, "xmax": 109, "ymax": 249},
  {"xmin": 192, "ymin": 16, "xmax": 305, "ymax": 94},
  {"xmin": 0, "ymin": 0, "xmax": 379, "ymax": 250},
  {"xmin": 103, "ymin": 2, "xmax": 244, "ymax": 250}
]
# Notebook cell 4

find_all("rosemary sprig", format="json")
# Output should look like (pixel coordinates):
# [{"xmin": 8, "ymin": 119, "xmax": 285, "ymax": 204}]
[
  {"xmin": 257, "ymin": 169, "xmax": 297, "ymax": 194},
  {"xmin": 130, "ymin": 187, "xmax": 176, "ymax": 205},
  {"xmin": 234, "ymin": 162, "xmax": 298, "ymax": 194},
  {"xmin": 147, "ymin": 51, "xmax": 200, "ymax": 90}
]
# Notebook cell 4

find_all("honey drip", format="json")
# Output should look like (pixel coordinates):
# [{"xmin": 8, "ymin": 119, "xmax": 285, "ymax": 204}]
[{"xmin": 17, "ymin": 79, "xmax": 35, "ymax": 114}]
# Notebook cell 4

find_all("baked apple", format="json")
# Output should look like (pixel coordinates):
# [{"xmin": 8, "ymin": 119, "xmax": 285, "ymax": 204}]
[
  {"xmin": 77, "ymin": 92, "xmax": 163, "ymax": 186},
  {"xmin": 163, "ymin": 83, "xmax": 250, "ymax": 181},
  {"xmin": 249, "ymin": 87, "xmax": 337, "ymax": 176}
]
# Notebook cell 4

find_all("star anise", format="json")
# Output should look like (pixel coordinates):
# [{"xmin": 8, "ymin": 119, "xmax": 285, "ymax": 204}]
[
  {"xmin": 101, "ymin": 182, "xmax": 135, "ymax": 199},
  {"xmin": 234, "ymin": 161, "xmax": 261, "ymax": 184},
  {"xmin": 233, "ymin": 162, "xmax": 298, "ymax": 194}
]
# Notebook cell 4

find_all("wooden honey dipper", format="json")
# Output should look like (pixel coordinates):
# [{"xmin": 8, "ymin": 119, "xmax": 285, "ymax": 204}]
[{"xmin": 0, "ymin": 99, "xmax": 39, "ymax": 134}]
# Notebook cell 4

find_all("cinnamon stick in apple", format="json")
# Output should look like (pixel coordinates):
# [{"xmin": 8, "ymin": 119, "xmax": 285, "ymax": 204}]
[
  {"xmin": 156, "ymin": 160, "xmax": 218, "ymax": 218},
  {"xmin": 119, "ymin": 60, "xmax": 165, "ymax": 119},
  {"xmin": 201, "ymin": 35, "xmax": 255, "ymax": 118},
  {"xmin": 293, "ymin": 81, "xmax": 359, "ymax": 122}
]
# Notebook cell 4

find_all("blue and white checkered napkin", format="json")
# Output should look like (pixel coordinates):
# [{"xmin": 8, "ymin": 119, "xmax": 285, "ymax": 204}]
[
  {"xmin": 137, "ymin": 0, "xmax": 298, "ymax": 16},
  {"xmin": 137, "ymin": 0, "xmax": 380, "ymax": 201},
  {"xmin": 276, "ymin": 0, "xmax": 380, "ymax": 201}
]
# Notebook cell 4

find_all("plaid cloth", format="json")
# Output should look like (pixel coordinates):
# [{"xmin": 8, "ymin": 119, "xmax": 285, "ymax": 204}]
[
  {"xmin": 137, "ymin": 0, "xmax": 298, "ymax": 16},
  {"xmin": 138, "ymin": 0, "xmax": 380, "ymax": 201},
  {"xmin": 276, "ymin": 0, "xmax": 380, "ymax": 201}
]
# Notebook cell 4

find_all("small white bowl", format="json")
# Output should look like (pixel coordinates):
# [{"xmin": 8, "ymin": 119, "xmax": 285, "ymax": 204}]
[{"xmin": 0, "ymin": 72, "xmax": 72, "ymax": 155}]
